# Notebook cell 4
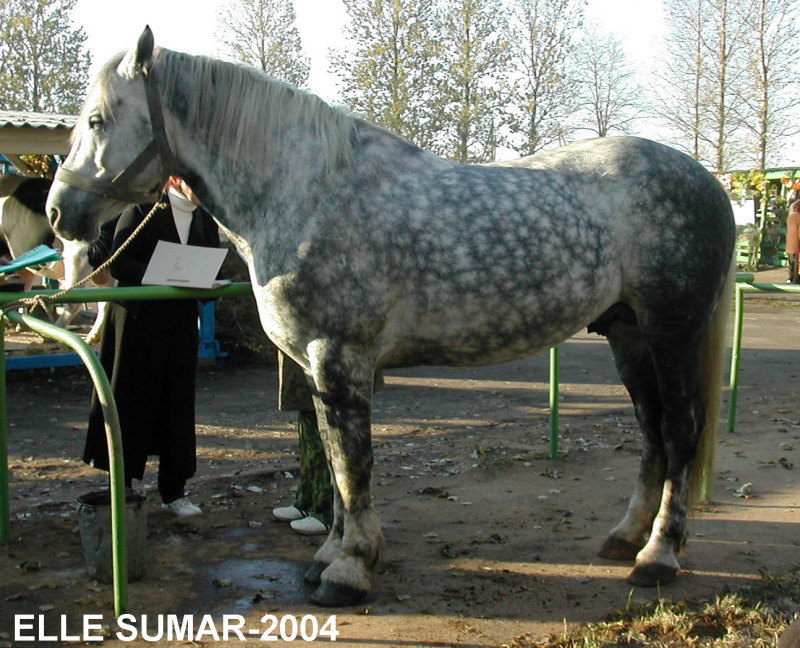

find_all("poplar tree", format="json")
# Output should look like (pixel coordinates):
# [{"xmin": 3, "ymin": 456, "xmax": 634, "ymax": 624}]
[
  {"xmin": 506, "ymin": 0, "xmax": 585, "ymax": 155},
  {"xmin": 654, "ymin": 0, "xmax": 751, "ymax": 170},
  {"xmin": 0, "ymin": 0, "xmax": 90, "ymax": 113},
  {"xmin": 436, "ymin": 0, "xmax": 510, "ymax": 163},
  {"xmin": 740, "ymin": 0, "xmax": 800, "ymax": 169},
  {"xmin": 703, "ymin": 0, "xmax": 751, "ymax": 171},
  {"xmin": 216, "ymin": 0, "xmax": 310, "ymax": 87},
  {"xmin": 575, "ymin": 29, "xmax": 641, "ymax": 138},
  {"xmin": 652, "ymin": 0, "xmax": 711, "ymax": 163},
  {"xmin": 332, "ymin": 0, "xmax": 441, "ymax": 150}
]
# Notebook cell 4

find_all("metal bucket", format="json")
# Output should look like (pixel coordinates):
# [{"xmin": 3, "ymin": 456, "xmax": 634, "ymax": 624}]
[{"xmin": 77, "ymin": 489, "xmax": 148, "ymax": 583}]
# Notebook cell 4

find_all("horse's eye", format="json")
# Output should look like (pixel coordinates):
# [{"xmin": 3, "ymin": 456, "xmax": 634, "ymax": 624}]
[{"xmin": 88, "ymin": 114, "xmax": 104, "ymax": 130}]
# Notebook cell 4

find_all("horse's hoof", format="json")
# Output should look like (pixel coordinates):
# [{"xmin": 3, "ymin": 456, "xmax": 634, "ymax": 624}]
[
  {"xmin": 598, "ymin": 536, "xmax": 642, "ymax": 561},
  {"xmin": 311, "ymin": 582, "xmax": 367, "ymax": 607},
  {"xmin": 626, "ymin": 563, "xmax": 678, "ymax": 587},
  {"xmin": 304, "ymin": 561, "xmax": 328, "ymax": 585}
]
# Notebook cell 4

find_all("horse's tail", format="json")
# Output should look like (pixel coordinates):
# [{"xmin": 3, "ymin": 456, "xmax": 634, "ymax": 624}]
[{"xmin": 689, "ymin": 254, "xmax": 736, "ymax": 504}]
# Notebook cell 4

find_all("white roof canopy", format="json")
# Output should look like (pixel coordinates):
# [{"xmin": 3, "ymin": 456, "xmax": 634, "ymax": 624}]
[{"xmin": 0, "ymin": 110, "xmax": 76, "ymax": 156}]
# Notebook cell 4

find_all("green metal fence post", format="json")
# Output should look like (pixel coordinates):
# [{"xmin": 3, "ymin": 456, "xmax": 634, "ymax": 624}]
[
  {"xmin": 549, "ymin": 346, "xmax": 559, "ymax": 459},
  {"xmin": 728, "ymin": 283, "xmax": 745, "ymax": 433},
  {"xmin": 4, "ymin": 310, "xmax": 128, "ymax": 616},
  {"xmin": 0, "ymin": 320, "xmax": 8, "ymax": 543}
]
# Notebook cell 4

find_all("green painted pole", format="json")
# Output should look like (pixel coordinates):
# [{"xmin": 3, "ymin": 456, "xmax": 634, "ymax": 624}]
[
  {"xmin": 728, "ymin": 283, "xmax": 745, "ymax": 433},
  {"xmin": 549, "ymin": 346, "xmax": 559, "ymax": 459},
  {"xmin": 3, "ymin": 310, "xmax": 128, "ymax": 616},
  {"xmin": 0, "ymin": 282, "xmax": 253, "ymax": 306},
  {"xmin": 0, "ymin": 321, "xmax": 8, "ymax": 543},
  {"xmin": 740, "ymin": 282, "xmax": 800, "ymax": 294}
]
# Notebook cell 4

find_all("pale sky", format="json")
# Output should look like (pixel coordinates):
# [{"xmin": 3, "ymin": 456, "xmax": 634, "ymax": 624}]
[{"xmin": 73, "ymin": 0, "xmax": 665, "ymax": 104}]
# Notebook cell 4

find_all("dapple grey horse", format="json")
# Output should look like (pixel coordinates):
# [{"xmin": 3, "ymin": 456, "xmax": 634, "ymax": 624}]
[{"xmin": 46, "ymin": 28, "xmax": 735, "ymax": 607}]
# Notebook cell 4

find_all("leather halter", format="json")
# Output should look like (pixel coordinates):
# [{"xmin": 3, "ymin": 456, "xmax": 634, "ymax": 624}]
[{"xmin": 54, "ymin": 65, "xmax": 176, "ymax": 205}]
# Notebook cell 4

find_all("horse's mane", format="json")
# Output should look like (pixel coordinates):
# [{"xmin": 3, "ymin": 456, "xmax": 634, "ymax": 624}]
[
  {"xmin": 86, "ymin": 49, "xmax": 356, "ymax": 171},
  {"xmin": 157, "ymin": 49, "xmax": 355, "ymax": 170}
]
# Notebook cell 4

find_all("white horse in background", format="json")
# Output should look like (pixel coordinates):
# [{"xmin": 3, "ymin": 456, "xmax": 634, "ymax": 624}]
[{"xmin": 0, "ymin": 174, "xmax": 112, "ymax": 340}]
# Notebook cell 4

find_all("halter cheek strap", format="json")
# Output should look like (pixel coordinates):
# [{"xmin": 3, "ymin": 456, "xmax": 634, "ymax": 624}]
[{"xmin": 54, "ymin": 64, "xmax": 176, "ymax": 205}]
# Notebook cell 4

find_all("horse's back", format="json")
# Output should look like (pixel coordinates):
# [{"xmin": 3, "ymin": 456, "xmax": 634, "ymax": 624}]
[
  {"xmin": 502, "ymin": 137, "xmax": 735, "ymax": 296},
  {"xmin": 376, "ymin": 138, "xmax": 732, "ymax": 365}
]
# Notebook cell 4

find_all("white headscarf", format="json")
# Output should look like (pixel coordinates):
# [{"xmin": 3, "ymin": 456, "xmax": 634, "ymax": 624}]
[{"xmin": 167, "ymin": 186, "xmax": 196, "ymax": 245}]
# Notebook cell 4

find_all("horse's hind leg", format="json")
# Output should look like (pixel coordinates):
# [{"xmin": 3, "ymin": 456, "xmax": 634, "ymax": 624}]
[
  {"xmin": 598, "ymin": 316, "xmax": 665, "ymax": 561},
  {"xmin": 626, "ymin": 333, "xmax": 706, "ymax": 587},
  {"xmin": 306, "ymin": 342, "xmax": 383, "ymax": 606}
]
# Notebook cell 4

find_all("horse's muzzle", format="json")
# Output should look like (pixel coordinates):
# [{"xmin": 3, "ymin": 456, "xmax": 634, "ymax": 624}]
[{"xmin": 45, "ymin": 181, "xmax": 102, "ymax": 243}]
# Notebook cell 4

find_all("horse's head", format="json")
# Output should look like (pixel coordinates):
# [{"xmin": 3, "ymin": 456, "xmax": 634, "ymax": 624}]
[{"xmin": 46, "ymin": 26, "xmax": 175, "ymax": 242}]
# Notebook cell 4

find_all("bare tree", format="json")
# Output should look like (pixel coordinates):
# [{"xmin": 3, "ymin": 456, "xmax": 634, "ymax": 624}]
[
  {"xmin": 332, "ymin": 0, "xmax": 441, "ymax": 149},
  {"xmin": 436, "ymin": 0, "xmax": 510, "ymax": 162},
  {"xmin": 575, "ymin": 29, "xmax": 640, "ymax": 137},
  {"xmin": 651, "ymin": 0, "xmax": 713, "ymax": 163},
  {"xmin": 216, "ymin": 0, "xmax": 309, "ymax": 87},
  {"xmin": 0, "ymin": 0, "xmax": 90, "ymax": 113},
  {"xmin": 506, "ymin": 0, "xmax": 585, "ymax": 155},
  {"xmin": 702, "ymin": 0, "xmax": 753, "ymax": 171},
  {"xmin": 739, "ymin": 0, "xmax": 800, "ymax": 169},
  {"xmin": 652, "ymin": 0, "xmax": 752, "ymax": 170}
]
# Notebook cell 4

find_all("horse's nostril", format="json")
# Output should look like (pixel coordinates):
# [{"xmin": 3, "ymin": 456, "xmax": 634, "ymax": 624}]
[
  {"xmin": 47, "ymin": 207, "xmax": 76, "ymax": 240},
  {"xmin": 48, "ymin": 206, "xmax": 61, "ymax": 228}
]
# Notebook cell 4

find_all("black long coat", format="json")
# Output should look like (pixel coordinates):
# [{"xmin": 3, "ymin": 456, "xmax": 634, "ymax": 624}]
[{"xmin": 84, "ymin": 201, "xmax": 220, "ymax": 483}]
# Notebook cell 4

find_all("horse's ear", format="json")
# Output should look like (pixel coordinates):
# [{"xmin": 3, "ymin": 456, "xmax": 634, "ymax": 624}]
[{"xmin": 117, "ymin": 26, "xmax": 155, "ymax": 79}]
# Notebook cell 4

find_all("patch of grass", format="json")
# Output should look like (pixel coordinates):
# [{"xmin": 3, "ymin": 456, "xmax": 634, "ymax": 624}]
[{"xmin": 511, "ymin": 569, "xmax": 800, "ymax": 647}]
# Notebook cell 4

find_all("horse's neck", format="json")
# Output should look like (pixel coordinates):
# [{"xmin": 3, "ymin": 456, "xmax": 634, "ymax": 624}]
[
  {"xmin": 168, "ymin": 101, "xmax": 436, "ymax": 281},
  {"xmin": 170, "ymin": 119, "xmax": 328, "ymax": 276}
]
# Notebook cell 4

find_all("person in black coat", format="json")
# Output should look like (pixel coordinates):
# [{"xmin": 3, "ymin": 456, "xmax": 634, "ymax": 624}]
[{"xmin": 84, "ymin": 177, "xmax": 220, "ymax": 517}]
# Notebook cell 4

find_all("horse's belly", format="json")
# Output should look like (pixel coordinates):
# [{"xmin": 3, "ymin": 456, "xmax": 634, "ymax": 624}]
[
  {"xmin": 380, "ymin": 329, "xmax": 568, "ymax": 368},
  {"xmin": 379, "ymin": 285, "xmax": 616, "ymax": 368}
]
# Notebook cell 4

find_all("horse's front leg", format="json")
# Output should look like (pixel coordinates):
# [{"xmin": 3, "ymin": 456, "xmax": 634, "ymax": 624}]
[
  {"xmin": 305, "ymin": 476, "xmax": 345, "ymax": 584},
  {"xmin": 306, "ymin": 342, "xmax": 383, "ymax": 606}
]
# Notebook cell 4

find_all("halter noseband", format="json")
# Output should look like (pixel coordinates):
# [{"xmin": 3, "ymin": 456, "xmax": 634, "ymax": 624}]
[{"xmin": 55, "ymin": 65, "xmax": 176, "ymax": 205}]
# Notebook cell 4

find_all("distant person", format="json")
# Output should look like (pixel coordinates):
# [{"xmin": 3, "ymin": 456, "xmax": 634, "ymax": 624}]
[
  {"xmin": 786, "ymin": 200, "xmax": 800, "ymax": 284},
  {"xmin": 83, "ymin": 176, "xmax": 220, "ymax": 517}
]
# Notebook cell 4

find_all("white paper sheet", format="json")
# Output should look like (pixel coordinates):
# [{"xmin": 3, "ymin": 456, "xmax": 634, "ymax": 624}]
[{"xmin": 141, "ymin": 240, "xmax": 228, "ymax": 289}]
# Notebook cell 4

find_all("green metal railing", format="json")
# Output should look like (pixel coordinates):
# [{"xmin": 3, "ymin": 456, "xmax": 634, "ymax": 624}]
[
  {"xmin": 727, "ymin": 275, "xmax": 800, "ymax": 434},
  {"xmin": 1, "ymin": 308, "xmax": 129, "ymax": 613},
  {"xmin": 0, "ymin": 282, "xmax": 253, "ymax": 617}
]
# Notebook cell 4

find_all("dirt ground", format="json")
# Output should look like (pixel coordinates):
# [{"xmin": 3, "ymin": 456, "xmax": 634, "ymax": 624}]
[{"xmin": 1, "ymin": 267, "xmax": 800, "ymax": 647}]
